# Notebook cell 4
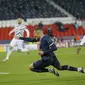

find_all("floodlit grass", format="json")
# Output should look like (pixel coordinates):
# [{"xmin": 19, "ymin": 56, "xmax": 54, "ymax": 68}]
[{"xmin": 0, "ymin": 47, "xmax": 85, "ymax": 85}]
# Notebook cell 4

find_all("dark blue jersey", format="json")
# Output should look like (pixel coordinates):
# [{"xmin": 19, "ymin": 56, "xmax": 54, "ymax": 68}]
[
  {"xmin": 40, "ymin": 35, "xmax": 57, "ymax": 60},
  {"xmin": 19, "ymin": 36, "xmax": 57, "ymax": 60}
]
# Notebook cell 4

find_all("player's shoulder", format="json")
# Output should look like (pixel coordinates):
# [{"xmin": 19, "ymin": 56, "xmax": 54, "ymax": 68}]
[
  {"xmin": 15, "ymin": 23, "xmax": 25, "ymax": 26},
  {"xmin": 19, "ymin": 23, "xmax": 25, "ymax": 27},
  {"xmin": 14, "ymin": 24, "xmax": 18, "ymax": 27},
  {"xmin": 42, "ymin": 35, "xmax": 53, "ymax": 44},
  {"xmin": 21, "ymin": 24, "xmax": 26, "ymax": 28},
  {"xmin": 42, "ymin": 35, "xmax": 51, "ymax": 41}
]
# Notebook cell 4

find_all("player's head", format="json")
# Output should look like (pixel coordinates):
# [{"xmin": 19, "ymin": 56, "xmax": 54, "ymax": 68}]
[
  {"xmin": 34, "ymin": 28, "xmax": 43, "ymax": 38},
  {"xmin": 17, "ymin": 18, "xmax": 23, "ymax": 24},
  {"xmin": 48, "ymin": 28, "xmax": 53, "ymax": 37}
]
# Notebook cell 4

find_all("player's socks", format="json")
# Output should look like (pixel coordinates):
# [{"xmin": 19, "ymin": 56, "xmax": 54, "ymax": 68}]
[
  {"xmin": 61, "ymin": 65, "xmax": 85, "ymax": 73},
  {"xmin": 2, "ymin": 58, "xmax": 9, "ymax": 62},
  {"xmin": 77, "ymin": 48, "xmax": 81, "ymax": 54},
  {"xmin": 2, "ymin": 49, "xmax": 13, "ymax": 62},
  {"xmin": 61, "ymin": 65, "xmax": 77, "ymax": 71}
]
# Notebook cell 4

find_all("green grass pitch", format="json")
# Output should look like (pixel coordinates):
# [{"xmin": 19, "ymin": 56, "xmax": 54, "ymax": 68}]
[{"xmin": 0, "ymin": 47, "xmax": 85, "ymax": 85}]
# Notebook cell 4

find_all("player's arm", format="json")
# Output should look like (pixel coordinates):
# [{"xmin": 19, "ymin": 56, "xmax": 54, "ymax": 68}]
[
  {"xmin": 9, "ymin": 29, "xmax": 15, "ymax": 36},
  {"xmin": 19, "ymin": 37, "xmax": 38, "ymax": 42},
  {"xmin": 24, "ymin": 28, "xmax": 30, "ymax": 37},
  {"xmin": 39, "ymin": 39, "xmax": 57, "ymax": 55}
]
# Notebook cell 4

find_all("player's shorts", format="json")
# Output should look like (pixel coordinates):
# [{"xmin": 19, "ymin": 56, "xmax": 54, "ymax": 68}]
[
  {"xmin": 33, "ymin": 57, "xmax": 60, "ymax": 69},
  {"xmin": 80, "ymin": 36, "xmax": 85, "ymax": 46},
  {"xmin": 10, "ymin": 37, "xmax": 24, "ymax": 50}
]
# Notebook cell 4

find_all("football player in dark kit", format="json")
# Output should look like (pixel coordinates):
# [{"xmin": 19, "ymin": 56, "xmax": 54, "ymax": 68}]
[{"xmin": 18, "ymin": 28, "xmax": 85, "ymax": 77}]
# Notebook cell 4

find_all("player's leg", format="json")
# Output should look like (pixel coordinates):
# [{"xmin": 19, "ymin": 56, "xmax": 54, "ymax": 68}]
[
  {"xmin": 77, "ymin": 36, "xmax": 85, "ymax": 54},
  {"xmin": 52, "ymin": 57, "xmax": 85, "ymax": 73},
  {"xmin": 2, "ymin": 38, "xmax": 16, "ymax": 61},
  {"xmin": 77, "ymin": 46, "xmax": 81, "ymax": 54},
  {"xmin": 29, "ymin": 60, "xmax": 49, "ymax": 72},
  {"xmin": 17, "ymin": 40, "xmax": 29, "ymax": 53},
  {"xmin": 29, "ymin": 60, "xmax": 59, "ymax": 76},
  {"xmin": 60, "ymin": 65, "xmax": 85, "ymax": 73}
]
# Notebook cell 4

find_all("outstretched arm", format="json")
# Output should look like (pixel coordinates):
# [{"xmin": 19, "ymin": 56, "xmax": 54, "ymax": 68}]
[
  {"xmin": 24, "ymin": 29, "xmax": 30, "ymax": 37},
  {"xmin": 19, "ymin": 37, "xmax": 38, "ymax": 42},
  {"xmin": 9, "ymin": 29, "xmax": 15, "ymax": 36}
]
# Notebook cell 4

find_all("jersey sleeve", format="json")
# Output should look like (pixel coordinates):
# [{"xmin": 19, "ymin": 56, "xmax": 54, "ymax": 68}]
[
  {"xmin": 19, "ymin": 37, "xmax": 38, "ymax": 42},
  {"xmin": 23, "ymin": 25, "xmax": 27, "ymax": 31}
]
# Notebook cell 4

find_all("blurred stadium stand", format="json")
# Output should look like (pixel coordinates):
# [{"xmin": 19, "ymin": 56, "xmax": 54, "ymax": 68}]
[
  {"xmin": 53, "ymin": 0, "xmax": 85, "ymax": 19},
  {"xmin": 0, "ymin": 24, "xmax": 85, "ymax": 41},
  {"xmin": 0, "ymin": 0, "xmax": 68, "ymax": 20},
  {"xmin": 0, "ymin": 0, "xmax": 85, "ymax": 44}
]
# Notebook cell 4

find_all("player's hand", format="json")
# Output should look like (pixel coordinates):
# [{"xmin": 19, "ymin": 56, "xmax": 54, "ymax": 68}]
[
  {"xmin": 9, "ymin": 33, "xmax": 11, "ymax": 36},
  {"xmin": 39, "ymin": 51, "xmax": 44, "ymax": 56}
]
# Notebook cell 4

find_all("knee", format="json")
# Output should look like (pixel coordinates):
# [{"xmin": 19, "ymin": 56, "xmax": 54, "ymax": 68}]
[
  {"xmin": 29, "ymin": 63, "xmax": 34, "ymax": 71},
  {"xmin": 9, "ymin": 46, "xmax": 13, "ymax": 50}
]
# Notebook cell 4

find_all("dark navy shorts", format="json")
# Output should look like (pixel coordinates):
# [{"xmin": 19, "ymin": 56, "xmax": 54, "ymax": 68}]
[{"xmin": 33, "ymin": 57, "xmax": 60, "ymax": 69}]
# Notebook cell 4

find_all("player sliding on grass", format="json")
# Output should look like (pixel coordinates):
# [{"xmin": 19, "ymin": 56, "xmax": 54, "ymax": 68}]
[
  {"xmin": 18, "ymin": 28, "xmax": 85, "ymax": 76},
  {"xmin": 77, "ymin": 35, "xmax": 85, "ymax": 54}
]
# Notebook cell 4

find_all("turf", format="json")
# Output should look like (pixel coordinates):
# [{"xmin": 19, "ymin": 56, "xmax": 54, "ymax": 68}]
[{"xmin": 0, "ymin": 47, "xmax": 85, "ymax": 85}]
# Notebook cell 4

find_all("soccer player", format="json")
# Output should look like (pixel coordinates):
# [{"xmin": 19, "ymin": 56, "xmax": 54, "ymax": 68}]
[
  {"xmin": 19, "ymin": 28, "xmax": 85, "ymax": 76},
  {"xmin": 3, "ymin": 18, "xmax": 30, "ymax": 62},
  {"xmin": 77, "ymin": 35, "xmax": 85, "ymax": 54}
]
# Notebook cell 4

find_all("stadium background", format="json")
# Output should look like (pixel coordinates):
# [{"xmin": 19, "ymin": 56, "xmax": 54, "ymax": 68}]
[{"xmin": 0, "ymin": 0, "xmax": 85, "ymax": 85}]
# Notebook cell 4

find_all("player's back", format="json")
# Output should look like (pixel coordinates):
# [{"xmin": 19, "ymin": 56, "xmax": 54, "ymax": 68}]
[{"xmin": 40, "ymin": 35, "xmax": 57, "ymax": 60}]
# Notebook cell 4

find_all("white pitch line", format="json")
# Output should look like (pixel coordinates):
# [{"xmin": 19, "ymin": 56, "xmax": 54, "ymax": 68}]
[{"xmin": 0, "ymin": 72, "xmax": 10, "ymax": 75}]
